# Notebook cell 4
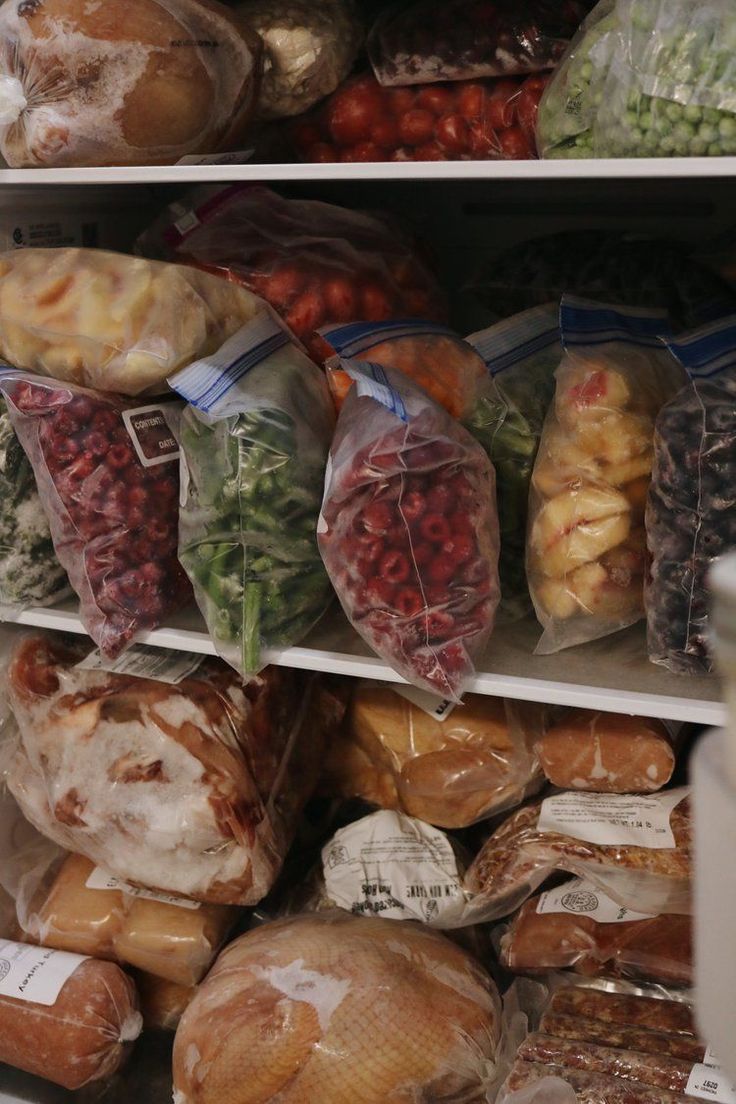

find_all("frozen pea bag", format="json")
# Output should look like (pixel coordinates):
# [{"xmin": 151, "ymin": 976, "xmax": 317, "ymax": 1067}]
[{"xmin": 170, "ymin": 311, "xmax": 335, "ymax": 674}]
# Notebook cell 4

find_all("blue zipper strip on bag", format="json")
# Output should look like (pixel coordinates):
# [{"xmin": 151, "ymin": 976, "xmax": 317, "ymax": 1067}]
[
  {"xmin": 320, "ymin": 319, "xmax": 454, "ymax": 357},
  {"xmin": 666, "ymin": 314, "xmax": 736, "ymax": 379},
  {"xmin": 467, "ymin": 303, "xmax": 560, "ymax": 376},
  {"xmin": 561, "ymin": 294, "xmax": 672, "ymax": 350},
  {"xmin": 343, "ymin": 359, "xmax": 408, "ymax": 423}
]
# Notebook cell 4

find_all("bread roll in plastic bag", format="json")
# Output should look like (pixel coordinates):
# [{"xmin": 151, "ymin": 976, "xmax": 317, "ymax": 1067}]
[
  {"xmin": 318, "ymin": 359, "xmax": 500, "ymax": 701},
  {"xmin": 172, "ymin": 910, "xmax": 502, "ymax": 1104},
  {"xmin": 0, "ymin": 0, "xmax": 262, "ymax": 168},
  {"xmin": 528, "ymin": 297, "xmax": 684, "ymax": 653},
  {"xmin": 465, "ymin": 787, "xmax": 691, "ymax": 919},
  {"xmin": 0, "ymin": 370, "xmax": 190, "ymax": 658},
  {"xmin": 647, "ymin": 316, "xmax": 736, "ymax": 674},
  {"xmin": 172, "ymin": 312, "xmax": 335, "ymax": 675},
  {"xmin": 4, "ymin": 633, "xmax": 337, "ymax": 906},
  {"xmin": 322, "ymin": 682, "xmax": 544, "ymax": 828},
  {"xmin": 0, "ymin": 247, "xmax": 263, "ymax": 396}
]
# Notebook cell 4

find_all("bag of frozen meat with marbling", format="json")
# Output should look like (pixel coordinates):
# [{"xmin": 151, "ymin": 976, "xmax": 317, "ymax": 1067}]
[{"xmin": 3, "ymin": 633, "xmax": 340, "ymax": 906}]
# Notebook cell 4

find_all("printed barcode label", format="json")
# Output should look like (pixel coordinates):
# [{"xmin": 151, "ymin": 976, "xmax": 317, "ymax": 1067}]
[
  {"xmin": 538, "ymin": 788, "xmax": 688, "ymax": 849},
  {"xmin": 686, "ymin": 1064, "xmax": 736, "ymax": 1103},
  {"xmin": 77, "ymin": 644, "xmax": 204, "ymax": 685},
  {"xmin": 86, "ymin": 867, "xmax": 200, "ymax": 910}
]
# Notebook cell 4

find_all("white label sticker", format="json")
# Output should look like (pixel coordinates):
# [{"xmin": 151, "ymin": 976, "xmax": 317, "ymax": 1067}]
[
  {"xmin": 705, "ymin": 1046, "xmax": 721, "ymax": 1069},
  {"xmin": 122, "ymin": 404, "xmax": 181, "ymax": 468},
  {"xmin": 0, "ymin": 939, "xmax": 87, "ymax": 1006},
  {"xmin": 323, "ymin": 810, "xmax": 468, "ymax": 928},
  {"xmin": 77, "ymin": 644, "xmax": 204, "ymax": 685},
  {"xmin": 536, "ymin": 876, "xmax": 655, "ymax": 923},
  {"xmin": 538, "ymin": 788, "xmax": 688, "ymax": 850},
  {"xmin": 86, "ymin": 867, "xmax": 200, "ymax": 910},
  {"xmin": 686, "ymin": 1064, "xmax": 736, "ymax": 1103},
  {"xmin": 391, "ymin": 684, "xmax": 456, "ymax": 721}
]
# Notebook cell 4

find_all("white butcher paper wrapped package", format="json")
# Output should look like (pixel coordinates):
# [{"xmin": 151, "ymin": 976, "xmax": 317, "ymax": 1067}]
[
  {"xmin": 172, "ymin": 910, "xmax": 502, "ymax": 1104},
  {"xmin": 2, "ymin": 633, "xmax": 340, "ymax": 906},
  {"xmin": 0, "ymin": 0, "xmax": 263, "ymax": 168}
]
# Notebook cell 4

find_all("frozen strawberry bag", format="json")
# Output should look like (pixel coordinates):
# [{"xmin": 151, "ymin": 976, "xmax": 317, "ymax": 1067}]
[
  {"xmin": 0, "ymin": 371, "xmax": 191, "ymax": 657},
  {"xmin": 318, "ymin": 360, "xmax": 500, "ymax": 700}
]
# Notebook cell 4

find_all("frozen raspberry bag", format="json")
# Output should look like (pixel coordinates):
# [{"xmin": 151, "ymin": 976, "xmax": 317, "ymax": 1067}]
[
  {"xmin": 138, "ymin": 185, "xmax": 446, "ymax": 360},
  {"xmin": 0, "ymin": 371, "xmax": 190, "ymax": 658},
  {"xmin": 528, "ymin": 298, "xmax": 684, "ymax": 654},
  {"xmin": 647, "ymin": 316, "xmax": 736, "ymax": 674},
  {"xmin": 368, "ymin": 0, "xmax": 592, "ymax": 86},
  {"xmin": 171, "ymin": 312, "xmax": 335, "ymax": 675},
  {"xmin": 318, "ymin": 359, "xmax": 500, "ymax": 701}
]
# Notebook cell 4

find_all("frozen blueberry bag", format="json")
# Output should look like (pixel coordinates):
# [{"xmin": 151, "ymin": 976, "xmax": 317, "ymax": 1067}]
[
  {"xmin": 171, "ymin": 312, "xmax": 335, "ymax": 675},
  {"xmin": 318, "ymin": 359, "xmax": 500, "ymax": 701},
  {"xmin": 647, "ymin": 316, "xmax": 736, "ymax": 673}
]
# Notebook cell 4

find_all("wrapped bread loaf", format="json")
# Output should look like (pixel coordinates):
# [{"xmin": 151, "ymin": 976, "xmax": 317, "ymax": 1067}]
[
  {"xmin": 0, "ymin": 248, "xmax": 263, "ymax": 396},
  {"xmin": 0, "ymin": 0, "xmax": 262, "ymax": 167},
  {"xmin": 172, "ymin": 911, "xmax": 501, "ymax": 1104},
  {"xmin": 322, "ymin": 683, "xmax": 544, "ymax": 828},
  {"xmin": 5, "ymin": 633, "xmax": 336, "ymax": 905}
]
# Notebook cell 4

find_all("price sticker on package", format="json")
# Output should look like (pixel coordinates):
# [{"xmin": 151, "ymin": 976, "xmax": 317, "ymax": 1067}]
[
  {"xmin": 686, "ymin": 1064, "xmax": 736, "ymax": 1103},
  {"xmin": 538, "ymin": 787, "xmax": 688, "ymax": 850}
]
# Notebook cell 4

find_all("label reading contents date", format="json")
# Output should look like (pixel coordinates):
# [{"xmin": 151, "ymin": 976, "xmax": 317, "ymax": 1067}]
[{"xmin": 123, "ymin": 404, "xmax": 180, "ymax": 468}]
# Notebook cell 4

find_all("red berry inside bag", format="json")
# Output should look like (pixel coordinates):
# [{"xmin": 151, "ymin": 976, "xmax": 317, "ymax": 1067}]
[
  {"xmin": 0, "ymin": 372, "xmax": 191, "ymax": 657},
  {"xmin": 318, "ymin": 360, "xmax": 500, "ymax": 700}
]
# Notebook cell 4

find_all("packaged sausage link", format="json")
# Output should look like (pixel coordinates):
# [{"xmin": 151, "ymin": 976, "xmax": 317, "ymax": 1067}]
[
  {"xmin": 172, "ymin": 312, "xmax": 335, "ymax": 675},
  {"xmin": 0, "ymin": 938, "xmax": 141, "ymax": 1090},
  {"xmin": 0, "ymin": 0, "xmax": 263, "ymax": 168},
  {"xmin": 4, "ymin": 633, "xmax": 339, "ymax": 906},
  {"xmin": 528, "ymin": 297, "xmax": 684, "ymax": 654},
  {"xmin": 647, "ymin": 315, "xmax": 736, "ymax": 674}
]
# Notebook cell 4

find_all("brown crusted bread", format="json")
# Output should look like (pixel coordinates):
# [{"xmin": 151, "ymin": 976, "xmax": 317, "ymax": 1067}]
[
  {"xmin": 518, "ymin": 1033, "xmax": 694, "ymax": 1092},
  {"xmin": 503, "ymin": 1060, "xmax": 692, "ymax": 1103},
  {"xmin": 537, "ymin": 712, "xmax": 676, "ymax": 793},
  {"xmin": 548, "ymin": 989, "xmax": 696, "ymax": 1036},
  {"xmin": 538, "ymin": 1014, "xmax": 704, "ymax": 1063}
]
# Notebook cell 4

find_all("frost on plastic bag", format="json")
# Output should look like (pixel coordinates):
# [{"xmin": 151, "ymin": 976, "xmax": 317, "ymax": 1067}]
[
  {"xmin": 4, "ymin": 633, "xmax": 336, "ymax": 906},
  {"xmin": 528, "ymin": 298, "xmax": 684, "ymax": 655},
  {"xmin": 138, "ymin": 185, "xmax": 447, "ymax": 361},
  {"xmin": 464, "ymin": 788, "xmax": 691, "ymax": 920},
  {"xmin": 497, "ymin": 1074, "xmax": 577, "ymax": 1104},
  {"xmin": 593, "ymin": 0, "xmax": 736, "ymax": 158},
  {"xmin": 647, "ymin": 316, "xmax": 736, "ymax": 674},
  {"xmin": 368, "ymin": 0, "xmax": 592, "ymax": 87},
  {"xmin": 0, "ymin": 396, "xmax": 68, "ymax": 614},
  {"xmin": 467, "ymin": 305, "xmax": 560, "ymax": 620},
  {"xmin": 0, "ymin": 0, "xmax": 263, "ymax": 168},
  {"xmin": 318, "ymin": 359, "xmax": 500, "ymax": 701},
  {"xmin": 321, "ymin": 682, "xmax": 545, "ymax": 828},
  {"xmin": 172, "ymin": 911, "xmax": 502, "ymax": 1104},
  {"xmin": 0, "ymin": 248, "xmax": 264, "ymax": 397},
  {"xmin": 0, "ymin": 371, "xmax": 190, "ymax": 658},
  {"xmin": 237, "ymin": 0, "xmax": 363, "ymax": 119},
  {"xmin": 172, "ymin": 314, "xmax": 335, "ymax": 675}
]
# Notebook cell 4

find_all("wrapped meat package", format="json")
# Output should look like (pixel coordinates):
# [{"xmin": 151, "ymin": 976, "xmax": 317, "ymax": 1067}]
[
  {"xmin": 322, "ymin": 682, "xmax": 544, "ymax": 827},
  {"xmin": 0, "ymin": 938, "xmax": 141, "ymax": 1090},
  {"xmin": 0, "ymin": 0, "xmax": 263, "ymax": 168},
  {"xmin": 368, "ymin": 0, "xmax": 591, "ymax": 86},
  {"xmin": 138, "ymin": 185, "xmax": 446, "ymax": 360},
  {"xmin": 0, "ymin": 371, "xmax": 190, "ymax": 658},
  {"xmin": 647, "ymin": 316, "xmax": 736, "ymax": 673},
  {"xmin": 500, "ymin": 876, "xmax": 692, "ymax": 985},
  {"xmin": 135, "ymin": 972, "xmax": 196, "ymax": 1032},
  {"xmin": 318, "ymin": 359, "xmax": 500, "ymax": 700},
  {"xmin": 528, "ymin": 297, "xmax": 684, "ymax": 653},
  {"xmin": 172, "ymin": 313, "xmax": 335, "ymax": 675},
  {"xmin": 0, "ymin": 248, "xmax": 263, "ymax": 397},
  {"xmin": 4, "ymin": 633, "xmax": 335, "ymax": 905},
  {"xmin": 172, "ymin": 911, "xmax": 502, "ymax": 1104},
  {"xmin": 465, "ymin": 787, "xmax": 691, "ymax": 918}
]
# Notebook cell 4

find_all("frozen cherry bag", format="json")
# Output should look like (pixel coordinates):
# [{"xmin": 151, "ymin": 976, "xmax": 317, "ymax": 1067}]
[
  {"xmin": 318, "ymin": 359, "xmax": 500, "ymax": 701},
  {"xmin": 0, "ymin": 370, "xmax": 191, "ymax": 657}
]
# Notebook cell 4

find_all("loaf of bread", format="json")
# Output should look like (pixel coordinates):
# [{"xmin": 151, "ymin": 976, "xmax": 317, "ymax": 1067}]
[
  {"xmin": 0, "ymin": 248, "xmax": 263, "ymax": 396},
  {"xmin": 0, "ymin": 940, "xmax": 141, "ymax": 1089},
  {"xmin": 322, "ymin": 683, "xmax": 544, "ymax": 828},
  {"xmin": 135, "ymin": 971, "xmax": 196, "ymax": 1032},
  {"xmin": 537, "ymin": 711, "xmax": 676, "ymax": 793},
  {"xmin": 0, "ymin": 0, "xmax": 262, "ymax": 167}
]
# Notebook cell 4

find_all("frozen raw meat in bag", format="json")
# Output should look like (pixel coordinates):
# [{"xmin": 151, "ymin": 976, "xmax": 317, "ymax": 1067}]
[
  {"xmin": 647, "ymin": 315, "xmax": 736, "ymax": 674},
  {"xmin": 0, "ymin": 370, "xmax": 190, "ymax": 658},
  {"xmin": 172, "ymin": 313, "xmax": 335, "ymax": 675},
  {"xmin": 4, "ymin": 633, "xmax": 338, "ymax": 905},
  {"xmin": 0, "ymin": 247, "xmax": 263, "ymax": 397},
  {"xmin": 318, "ymin": 359, "xmax": 500, "ymax": 701},
  {"xmin": 0, "ymin": 0, "xmax": 263, "ymax": 167},
  {"xmin": 528, "ymin": 297, "xmax": 684, "ymax": 653}
]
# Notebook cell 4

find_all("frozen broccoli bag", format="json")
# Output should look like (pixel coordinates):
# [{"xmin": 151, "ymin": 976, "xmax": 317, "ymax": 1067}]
[
  {"xmin": 170, "ymin": 312, "xmax": 335, "ymax": 675},
  {"xmin": 647, "ymin": 316, "xmax": 736, "ymax": 674},
  {"xmin": 466, "ymin": 305, "xmax": 560, "ymax": 620}
]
